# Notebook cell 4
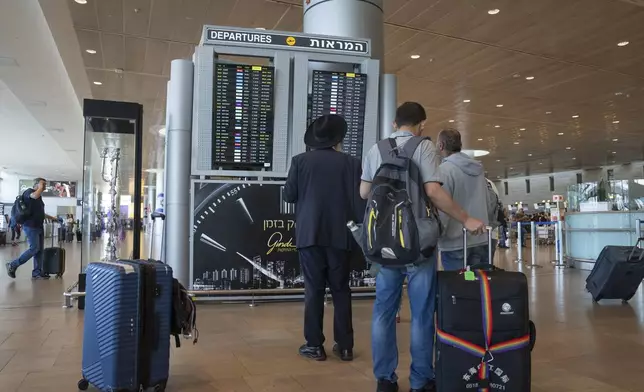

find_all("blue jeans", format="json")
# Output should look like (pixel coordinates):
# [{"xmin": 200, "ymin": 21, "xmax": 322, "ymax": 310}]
[
  {"xmin": 441, "ymin": 244, "xmax": 490, "ymax": 271},
  {"xmin": 372, "ymin": 257, "xmax": 437, "ymax": 389},
  {"xmin": 10, "ymin": 226, "xmax": 44, "ymax": 277}
]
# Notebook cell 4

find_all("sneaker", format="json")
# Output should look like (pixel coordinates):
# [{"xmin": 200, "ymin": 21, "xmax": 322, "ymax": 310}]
[
  {"xmin": 5, "ymin": 263, "xmax": 16, "ymax": 279},
  {"xmin": 298, "ymin": 344, "xmax": 327, "ymax": 361},
  {"xmin": 410, "ymin": 380, "xmax": 436, "ymax": 392},
  {"xmin": 377, "ymin": 379, "xmax": 399, "ymax": 392}
]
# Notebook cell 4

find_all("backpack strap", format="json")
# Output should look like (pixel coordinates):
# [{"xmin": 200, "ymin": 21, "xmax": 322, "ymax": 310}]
[
  {"xmin": 400, "ymin": 136, "xmax": 430, "ymax": 158},
  {"xmin": 377, "ymin": 138, "xmax": 403, "ymax": 166}
]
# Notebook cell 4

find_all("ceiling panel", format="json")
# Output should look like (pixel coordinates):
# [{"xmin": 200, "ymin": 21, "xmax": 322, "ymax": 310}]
[{"xmin": 66, "ymin": 0, "xmax": 644, "ymax": 178}]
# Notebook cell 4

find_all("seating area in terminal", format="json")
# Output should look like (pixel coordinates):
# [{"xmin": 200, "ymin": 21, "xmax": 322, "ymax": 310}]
[{"xmin": 1, "ymin": 0, "xmax": 644, "ymax": 391}]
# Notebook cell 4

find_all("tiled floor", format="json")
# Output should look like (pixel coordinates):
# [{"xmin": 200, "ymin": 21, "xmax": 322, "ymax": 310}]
[{"xmin": 0, "ymin": 238, "xmax": 643, "ymax": 391}]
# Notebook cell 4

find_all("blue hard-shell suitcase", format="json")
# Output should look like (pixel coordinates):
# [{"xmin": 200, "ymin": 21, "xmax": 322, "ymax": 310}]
[{"xmin": 79, "ymin": 260, "xmax": 173, "ymax": 392}]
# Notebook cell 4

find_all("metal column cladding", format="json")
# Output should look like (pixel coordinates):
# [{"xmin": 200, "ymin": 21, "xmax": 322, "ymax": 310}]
[
  {"xmin": 302, "ymin": 0, "xmax": 384, "ymax": 62},
  {"xmin": 166, "ymin": 60, "xmax": 194, "ymax": 287},
  {"xmin": 302, "ymin": 0, "xmax": 394, "ymax": 141}
]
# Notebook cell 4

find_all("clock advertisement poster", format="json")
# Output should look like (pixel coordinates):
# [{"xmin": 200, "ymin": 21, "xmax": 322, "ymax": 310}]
[{"xmin": 191, "ymin": 181, "xmax": 372, "ymax": 291}]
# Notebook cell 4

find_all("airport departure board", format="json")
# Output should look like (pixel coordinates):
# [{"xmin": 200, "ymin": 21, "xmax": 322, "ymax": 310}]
[
  {"xmin": 310, "ymin": 70, "xmax": 367, "ymax": 159},
  {"xmin": 212, "ymin": 63, "xmax": 275, "ymax": 169}
]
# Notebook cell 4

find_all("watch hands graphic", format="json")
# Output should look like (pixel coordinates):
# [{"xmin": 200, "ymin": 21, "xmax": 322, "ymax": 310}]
[{"xmin": 192, "ymin": 183, "xmax": 301, "ymax": 290}]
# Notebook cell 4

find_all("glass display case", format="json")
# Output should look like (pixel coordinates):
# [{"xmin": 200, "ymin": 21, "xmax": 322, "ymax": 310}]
[{"xmin": 80, "ymin": 100, "xmax": 144, "ymax": 273}]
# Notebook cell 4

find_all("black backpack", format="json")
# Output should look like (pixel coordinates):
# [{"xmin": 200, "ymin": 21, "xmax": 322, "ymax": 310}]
[
  {"xmin": 170, "ymin": 278, "xmax": 198, "ymax": 348},
  {"xmin": 11, "ymin": 192, "xmax": 31, "ymax": 225},
  {"xmin": 358, "ymin": 136, "xmax": 441, "ymax": 266}
]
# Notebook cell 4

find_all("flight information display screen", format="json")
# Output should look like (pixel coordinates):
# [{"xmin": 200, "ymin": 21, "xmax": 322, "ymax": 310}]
[
  {"xmin": 310, "ymin": 70, "xmax": 367, "ymax": 159},
  {"xmin": 212, "ymin": 63, "xmax": 275, "ymax": 169}
]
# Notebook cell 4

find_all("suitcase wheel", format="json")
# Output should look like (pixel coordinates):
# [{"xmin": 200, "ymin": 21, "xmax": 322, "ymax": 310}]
[
  {"xmin": 622, "ymin": 299, "xmax": 629, "ymax": 304},
  {"xmin": 77, "ymin": 378, "xmax": 89, "ymax": 391}
]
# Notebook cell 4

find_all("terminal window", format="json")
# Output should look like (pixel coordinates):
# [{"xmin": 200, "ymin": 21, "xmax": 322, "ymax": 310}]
[{"xmin": 212, "ymin": 63, "xmax": 275, "ymax": 170}]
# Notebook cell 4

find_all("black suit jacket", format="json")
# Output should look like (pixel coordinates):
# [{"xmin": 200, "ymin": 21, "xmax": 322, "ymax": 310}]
[{"xmin": 283, "ymin": 148, "xmax": 364, "ymax": 250}]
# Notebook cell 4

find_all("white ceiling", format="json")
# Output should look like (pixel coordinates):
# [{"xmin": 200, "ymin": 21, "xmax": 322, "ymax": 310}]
[{"xmin": 0, "ymin": 0, "xmax": 87, "ymax": 181}]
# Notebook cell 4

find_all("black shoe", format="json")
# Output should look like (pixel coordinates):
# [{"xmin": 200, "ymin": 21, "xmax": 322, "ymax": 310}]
[
  {"xmin": 5, "ymin": 263, "xmax": 16, "ymax": 279},
  {"xmin": 377, "ymin": 379, "xmax": 399, "ymax": 392},
  {"xmin": 410, "ymin": 380, "xmax": 436, "ymax": 392},
  {"xmin": 332, "ymin": 343, "xmax": 353, "ymax": 361},
  {"xmin": 298, "ymin": 344, "xmax": 326, "ymax": 361}
]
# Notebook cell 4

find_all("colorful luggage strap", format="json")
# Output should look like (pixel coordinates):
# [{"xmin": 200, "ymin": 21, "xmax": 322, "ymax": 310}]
[{"xmin": 436, "ymin": 270, "xmax": 530, "ymax": 392}]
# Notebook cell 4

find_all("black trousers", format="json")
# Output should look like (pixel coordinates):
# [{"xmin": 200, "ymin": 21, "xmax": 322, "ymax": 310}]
[{"xmin": 299, "ymin": 246, "xmax": 354, "ymax": 350}]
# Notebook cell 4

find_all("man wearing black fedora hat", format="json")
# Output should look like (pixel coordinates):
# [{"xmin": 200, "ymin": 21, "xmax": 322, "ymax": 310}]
[{"xmin": 283, "ymin": 114, "xmax": 363, "ymax": 362}]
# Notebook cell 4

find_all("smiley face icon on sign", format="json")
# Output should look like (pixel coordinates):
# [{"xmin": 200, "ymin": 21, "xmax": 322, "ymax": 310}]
[{"xmin": 286, "ymin": 36, "xmax": 296, "ymax": 46}]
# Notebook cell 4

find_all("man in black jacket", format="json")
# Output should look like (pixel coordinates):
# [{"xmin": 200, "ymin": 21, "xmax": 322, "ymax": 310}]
[{"xmin": 284, "ymin": 114, "xmax": 362, "ymax": 362}]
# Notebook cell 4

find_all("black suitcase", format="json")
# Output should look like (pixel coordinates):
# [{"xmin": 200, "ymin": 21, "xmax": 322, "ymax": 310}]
[
  {"xmin": 0, "ymin": 230, "xmax": 6, "ymax": 246},
  {"xmin": 76, "ymin": 230, "xmax": 82, "ymax": 242},
  {"xmin": 435, "ymin": 228, "xmax": 535, "ymax": 392},
  {"xmin": 42, "ymin": 232, "xmax": 65, "ymax": 278},
  {"xmin": 586, "ymin": 240, "xmax": 644, "ymax": 303}
]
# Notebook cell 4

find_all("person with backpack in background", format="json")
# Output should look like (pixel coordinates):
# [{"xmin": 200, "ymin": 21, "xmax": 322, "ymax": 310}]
[
  {"xmin": 284, "ymin": 114, "xmax": 362, "ymax": 363},
  {"xmin": 436, "ymin": 129, "xmax": 490, "ymax": 271},
  {"xmin": 5, "ymin": 178, "xmax": 58, "ymax": 279},
  {"xmin": 359, "ymin": 102, "xmax": 485, "ymax": 392}
]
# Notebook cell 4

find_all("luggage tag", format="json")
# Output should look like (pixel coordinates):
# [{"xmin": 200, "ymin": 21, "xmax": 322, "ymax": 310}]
[{"xmin": 463, "ymin": 266, "xmax": 476, "ymax": 281}]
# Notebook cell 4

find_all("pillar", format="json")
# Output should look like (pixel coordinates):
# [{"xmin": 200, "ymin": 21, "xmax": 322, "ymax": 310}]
[
  {"xmin": 165, "ymin": 59, "xmax": 193, "ymax": 287},
  {"xmin": 303, "ymin": 0, "xmax": 395, "ymax": 140}
]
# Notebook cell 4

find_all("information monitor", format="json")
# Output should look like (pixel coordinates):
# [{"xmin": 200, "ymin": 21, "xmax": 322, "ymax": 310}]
[
  {"xmin": 212, "ymin": 63, "xmax": 275, "ymax": 169},
  {"xmin": 310, "ymin": 70, "xmax": 368, "ymax": 159}
]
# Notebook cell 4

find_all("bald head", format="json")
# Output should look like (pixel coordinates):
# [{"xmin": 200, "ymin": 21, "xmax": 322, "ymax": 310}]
[{"xmin": 437, "ymin": 128, "xmax": 462, "ymax": 157}]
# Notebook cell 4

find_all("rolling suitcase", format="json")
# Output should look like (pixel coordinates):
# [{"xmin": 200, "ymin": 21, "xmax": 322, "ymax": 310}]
[
  {"xmin": 76, "ymin": 230, "xmax": 82, "ymax": 242},
  {"xmin": 0, "ymin": 230, "xmax": 6, "ymax": 246},
  {"xmin": 79, "ymin": 259, "xmax": 173, "ymax": 392},
  {"xmin": 435, "ymin": 228, "xmax": 535, "ymax": 392},
  {"xmin": 66, "ymin": 230, "xmax": 74, "ymax": 243},
  {"xmin": 585, "ymin": 239, "xmax": 644, "ymax": 303},
  {"xmin": 42, "ymin": 228, "xmax": 65, "ymax": 278}
]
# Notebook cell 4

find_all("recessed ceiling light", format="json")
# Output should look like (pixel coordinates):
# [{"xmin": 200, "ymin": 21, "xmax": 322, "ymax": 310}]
[
  {"xmin": 494, "ymin": 125, "xmax": 501, "ymax": 128},
  {"xmin": 86, "ymin": 49, "xmax": 97, "ymax": 54},
  {"xmin": 572, "ymin": 115, "xmax": 579, "ymax": 118},
  {"xmin": 496, "ymin": 159, "xmax": 501, "ymax": 162},
  {"xmin": 528, "ymin": 153, "xmax": 533, "ymax": 157},
  {"xmin": 525, "ymin": 76, "xmax": 535, "ymax": 80},
  {"xmin": 462, "ymin": 149, "xmax": 490, "ymax": 157},
  {"xmin": 566, "ymin": 147, "xmax": 572, "ymax": 150},
  {"xmin": 510, "ymin": 167, "xmax": 514, "ymax": 170},
  {"xmin": 612, "ymin": 138, "xmax": 619, "ymax": 142},
  {"xmin": 463, "ymin": 99, "xmax": 471, "ymax": 103},
  {"xmin": 539, "ymin": 162, "xmax": 543, "ymax": 165},
  {"xmin": 410, "ymin": 54, "xmax": 421, "ymax": 59},
  {"xmin": 513, "ymin": 142, "xmax": 519, "ymax": 145},
  {"xmin": 617, "ymin": 41, "xmax": 630, "ymax": 47},
  {"xmin": 612, "ymin": 151, "xmax": 616, "ymax": 154},
  {"xmin": 448, "ymin": 119, "xmax": 454, "ymax": 123},
  {"xmin": 546, "ymin": 111, "xmax": 552, "ymax": 114},
  {"xmin": 75, "ymin": 0, "xmax": 88, "ymax": 3},
  {"xmin": 93, "ymin": 81, "xmax": 102, "ymax": 85},
  {"xmin": 488, "ymin": 9, "xmax": 500, "ymax": 15},
  {"xmin": 478, "ymin": 138, "xmax": 483, "ymax": 141},
  {"xmin": 613, "ymin": 120, "xmax": 620, "ymax": 124},
  {"xmin": 615, "ymin": 92, "xmax": 623, "ymax": 96},
  {"xmin": 557, "ymin": 132, "xmax": 564, "ymax": 135},
  {"xmin": 519, "ymin": 128, "xmax": 526, "ymax": 131},
  {"xmin": 496, "ymin": 104, "xmax": 504, "ymax": 108},
  {"xmin": 572, "ymin": 157, "xmax": 577, "ymax": 160},
  {"xmin": 513, "ymin": 74, "xmax": 521, "ymax": 78}
]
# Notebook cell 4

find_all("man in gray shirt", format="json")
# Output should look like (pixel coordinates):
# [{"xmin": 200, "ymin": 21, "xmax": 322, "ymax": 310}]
[
  {"xmin": 436, "ymin": 129, "xmax": 490, "ymax": 271},
  {"xmin": 360, "ymin": 102, "xmax": 485, "ymax": 392}
]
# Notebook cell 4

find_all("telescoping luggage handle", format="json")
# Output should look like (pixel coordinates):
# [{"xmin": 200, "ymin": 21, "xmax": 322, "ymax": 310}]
[
  {"xmin": 148, "ymin": 212, "xmax": 166, "ymax": 260},
  {"xmin": 627, "ymin": 237, "xmax": 644, "ymax": 262},
  {"xmin": 462, "ymin": 226, "xmax": 494, "ymax": 270}
]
